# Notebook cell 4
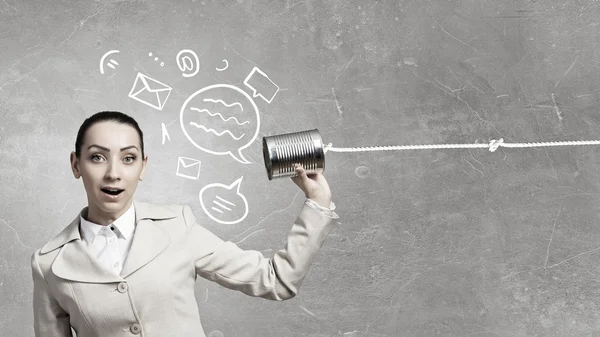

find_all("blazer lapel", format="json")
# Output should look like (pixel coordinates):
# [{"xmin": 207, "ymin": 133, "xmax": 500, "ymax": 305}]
[
  {"xmin": 45, "ymin": 213, "xmax": 123, "ymax": 283},
  {"xmin": 42, "ymin": 200, "xmax": 177, "ymax": 283},
  {"xmin": 119, "ymin": 200, "xmax": 176, "ymax": 279},
  {"xmin": 53, "ymin": 239, "xmax": 124, "ymax": 283}
]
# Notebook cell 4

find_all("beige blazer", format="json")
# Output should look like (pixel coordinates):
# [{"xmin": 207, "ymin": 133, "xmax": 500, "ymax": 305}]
[{"xmin": 31, "ymin": 200, "xmax": 336, "ymax": 337}]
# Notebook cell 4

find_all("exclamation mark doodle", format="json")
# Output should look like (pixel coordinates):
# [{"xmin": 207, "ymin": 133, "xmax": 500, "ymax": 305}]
[{"xmin": 149, "ymin": 52, "xmax": 165, "ymax": 67}]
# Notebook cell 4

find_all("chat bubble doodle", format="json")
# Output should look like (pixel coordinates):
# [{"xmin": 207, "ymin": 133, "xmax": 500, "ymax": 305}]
[
  {"xmin": 200, "ymin": 177, "xmax": 249, "ymax": 225},
  {"xmin": 180, "ymin": 84, "xmax": 260, "ymax": 164},
  {"xmin": 243, "ymin": 66, "xmax": 280, "ymax": 104},
  {"xmin": 99, "ymin": 50, "xmax": 120, "ymax": 74}
]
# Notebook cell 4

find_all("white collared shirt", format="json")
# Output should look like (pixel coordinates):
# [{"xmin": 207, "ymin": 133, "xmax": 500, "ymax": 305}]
[{"xmin": 79, "ymin": 203, "xmax": 136, "ymax": 275}]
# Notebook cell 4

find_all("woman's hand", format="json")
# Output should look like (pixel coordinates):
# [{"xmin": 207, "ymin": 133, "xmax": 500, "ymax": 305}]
[{"xmin": 291, "ymin": 163, "xmax": 332, "ymax": 208}]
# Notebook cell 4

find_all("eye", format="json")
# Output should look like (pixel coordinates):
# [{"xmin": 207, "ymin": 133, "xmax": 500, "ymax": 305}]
[
  {"xmin": 91, "ymin": 154, "xmax": 105, "ymax": 162},
  {"xmin": 123, "ymin": 155, "xmax": 136, "ymax": 164}
]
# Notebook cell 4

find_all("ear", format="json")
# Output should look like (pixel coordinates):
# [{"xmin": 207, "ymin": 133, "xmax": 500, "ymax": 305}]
[
  {"xmin": 139, "ymin": 155, "xmax": 148, "ymax": 181},
  {"xmin": 70, "ymin": 152, "xmax": 81, "ymax": 179}
]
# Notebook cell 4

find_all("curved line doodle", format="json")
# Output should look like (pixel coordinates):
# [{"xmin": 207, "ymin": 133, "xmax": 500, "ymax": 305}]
[
  {"xmin": 216, "ymin": 59, "xmax": 229, "ymax": 71},
  {"xmin": 189, "ymin": 122, "xmax": 245, "ymax": 140},
  {"xmin": 203, "ymin": 98, "xmax": 243, "ymax": 111},
  {"xmin": 190, "ymin": 107, "xmax": 250, "ymax": 125},
  {"xmin": 100, "ymin": 50, "xmax": 120, "ymax": 74}
]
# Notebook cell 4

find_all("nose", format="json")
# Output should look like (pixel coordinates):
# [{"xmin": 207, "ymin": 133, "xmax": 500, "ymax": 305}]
[{"xmin": 104, "ymin": 159, "xmax": 121, "ymax": 181}]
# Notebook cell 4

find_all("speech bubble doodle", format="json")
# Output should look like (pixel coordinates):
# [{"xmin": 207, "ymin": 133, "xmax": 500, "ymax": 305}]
[
  {"xmin": 176, "ymin": 49, "xmax": 200, "ymax": 77},
  {"xmin": 180, "ymin": 84, "xmax": 260, "ymax": 164},
  {"xmin": 200, "ymin": 177, "xmax": 248, "ymax": 225},
  {"xmin": 99, "ymin": 50, "xmax": 120, "ymax": 74},
  {"xmin": 243, "ymin": 66, "xmax": 280, "ymax": 104}
]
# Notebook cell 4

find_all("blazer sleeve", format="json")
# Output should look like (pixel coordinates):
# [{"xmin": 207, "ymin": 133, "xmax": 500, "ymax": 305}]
[
  {"xmin": 31, "ymin": 251, "xmax": 73, "ymax": 337},
  {"xmin": 183, "ymin": 202, "xmax": 336, "ymax": 301}
]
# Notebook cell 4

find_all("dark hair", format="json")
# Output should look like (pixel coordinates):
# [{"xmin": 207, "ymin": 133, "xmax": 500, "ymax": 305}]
[{"xmin": 75, "ymin": 111, "xmax": 144, "ymax": 158}]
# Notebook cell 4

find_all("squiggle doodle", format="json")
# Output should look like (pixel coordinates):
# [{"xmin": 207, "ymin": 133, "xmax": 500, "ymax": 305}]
[
  {"xmin": 203, "ymin": 98, "xmax": 243, "ymax": 111},
  {"xmin": 189, "ymin": 122, "xmax": 245, "ymax": 140},
  {"xmin": 191, "ymin": 107, "xmax": 250, "ymax": 125},
  {"xmin": 216, "ymin": 59, "xmax": 229, "ymax": 71}
]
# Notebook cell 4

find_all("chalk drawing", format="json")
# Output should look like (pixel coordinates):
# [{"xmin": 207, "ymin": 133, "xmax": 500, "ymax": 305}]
[
  {"xmin": 190, "ymin": 107, "xmax": 250, "ymax": 126},
  {"xmin": 176, "ymin": 49, "xmax": 200, "ymax": 77},
  {"xmin": 180, "ymin": 84, "xmax": 260, "ymax": 164},
  {"xmin": 200, "ymin": 177, "xmax": 248, "ymax": 225},
  {"xmin": 176, "ymin": 156, "xmax": 201, "ymax": 180},
  {"xmin": 188, "ymin": 123, "xmax": 245, "ymax": 140},
  {"xmin": 99, "ymin": 50, "xmax": 120, "ymax": 74},
  {"xmin": 243, "ymin": 67, "xmax": 280, "ymax": 104},
  {"xmin": 128, "ymin": 72, "xmax": 172, "ymax": 110},
  {"xmin": 203, "ymin": 98, "xmax": 243, "ymax": 112},
  {"xmin": 148, "ymin": 52, "xmax": 164, "ymax": 67},
  {"xmin": 161, "ymin": 122, "xmax": 170, "ymax": 144},
  {"xmin": 216, "ymin": 59, "xmax": 229, "ymax": 71}
]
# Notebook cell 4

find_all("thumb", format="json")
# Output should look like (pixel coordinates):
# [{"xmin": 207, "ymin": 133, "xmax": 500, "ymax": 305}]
[{"xmin": 291, "ymin": 163, "xmax": 308, "ymax": 185}]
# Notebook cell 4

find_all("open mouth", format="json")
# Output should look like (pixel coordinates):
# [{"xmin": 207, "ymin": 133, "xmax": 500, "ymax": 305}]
[{"xmin": 101, "ymin": 188, "xmax": 124, "ymax": 196}]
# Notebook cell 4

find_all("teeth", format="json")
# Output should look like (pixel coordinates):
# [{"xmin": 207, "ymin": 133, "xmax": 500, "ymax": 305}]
[{"xmin": 102, "ymin": 188, "xmax": 122, "ymax": 194}]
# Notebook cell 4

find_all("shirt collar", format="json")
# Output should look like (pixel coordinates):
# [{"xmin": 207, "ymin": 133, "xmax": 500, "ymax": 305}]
[{"xmin": 79, "ymin": 203, "xmax": 136, "ymax": 244}]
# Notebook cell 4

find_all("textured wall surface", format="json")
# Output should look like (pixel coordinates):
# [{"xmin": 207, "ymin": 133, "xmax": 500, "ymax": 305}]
[{"xmin": 3, "ymin": 0, "xmax": 600, "ymax": 336}]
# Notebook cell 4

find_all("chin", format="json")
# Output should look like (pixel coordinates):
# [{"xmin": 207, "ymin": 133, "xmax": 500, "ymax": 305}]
[{"xmin": 95, "ymin": 196, "xmax": 130, "ymax": 211}]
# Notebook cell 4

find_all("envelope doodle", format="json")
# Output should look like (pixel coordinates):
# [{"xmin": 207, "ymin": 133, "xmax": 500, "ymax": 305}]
[
  {"xmin": 128, "ymin": 72, "xmax": 172, "ymax": 110},
  {"xmin": 176, "ymin": 156, "xmax": 201, "ymax": 180}
]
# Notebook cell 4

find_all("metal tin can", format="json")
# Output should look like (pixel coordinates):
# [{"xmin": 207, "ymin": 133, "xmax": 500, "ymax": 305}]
[{"xmin": 262, "ymin": 129, "xmax": 325, "ymax": 180}]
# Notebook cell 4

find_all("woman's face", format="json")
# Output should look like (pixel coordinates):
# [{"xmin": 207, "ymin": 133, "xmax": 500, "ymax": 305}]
[{"xmin": 70, "ymin": 121, "xmax": 147, "ymax": 223}]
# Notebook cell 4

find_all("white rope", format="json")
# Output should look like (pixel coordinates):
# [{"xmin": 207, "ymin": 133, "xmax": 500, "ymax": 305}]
[{"xmin": 323, "ymin": 139, "xmax": 600, "ymax": 153}]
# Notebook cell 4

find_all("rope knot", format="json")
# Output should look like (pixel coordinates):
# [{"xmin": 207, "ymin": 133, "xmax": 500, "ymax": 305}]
[{"xmin": 489, "ymin": 138, "xmax": 504, "ymax": 152}]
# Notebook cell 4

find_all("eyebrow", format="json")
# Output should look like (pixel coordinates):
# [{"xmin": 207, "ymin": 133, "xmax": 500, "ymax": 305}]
[{"xmin": 87, "ymin": 144, "xmax": 139, "ymax": 152}]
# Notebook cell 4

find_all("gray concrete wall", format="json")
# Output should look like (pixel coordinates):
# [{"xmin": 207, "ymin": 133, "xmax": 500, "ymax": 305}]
[{"xmin": 2, "ymin": 0, "xmax": 600, "ymax": 336}]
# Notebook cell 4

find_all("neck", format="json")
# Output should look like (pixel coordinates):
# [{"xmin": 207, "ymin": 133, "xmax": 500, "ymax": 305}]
[{"xmin": 85, "ymin": 200, "xmax": 133, "ymax": 226}]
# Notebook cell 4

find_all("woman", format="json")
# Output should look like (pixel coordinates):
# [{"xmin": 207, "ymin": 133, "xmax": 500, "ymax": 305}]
[{"xmin": 31, "ymin": 111, "xmax": 338, "ymax": 337}]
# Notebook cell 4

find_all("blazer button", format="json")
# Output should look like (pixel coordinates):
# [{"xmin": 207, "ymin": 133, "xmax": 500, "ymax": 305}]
[
  {"xmin": 130, "ymin": 323, "xmax": 142, "ymax": 334},
  {"xmin": 117, "ymin": 282, "xmax": 128, "ymax": 293}
]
